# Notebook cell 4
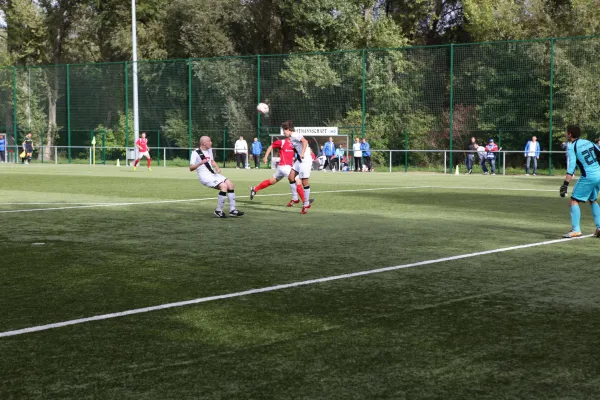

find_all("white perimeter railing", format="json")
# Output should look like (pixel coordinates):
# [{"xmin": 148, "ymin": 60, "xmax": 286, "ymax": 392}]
[{"xmin": 0, "ymin": 145, "xmax": 567, "ymax": 175}]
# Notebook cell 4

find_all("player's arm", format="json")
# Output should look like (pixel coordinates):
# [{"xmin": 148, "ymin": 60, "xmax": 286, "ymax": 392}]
[
  {"xmin": 560, "ymin": 145, "xmax": 577, "ymax": 197},
  {"xmin": 189, "ymin": 152, "xmax": 209, "ymax": 172},
  {"xmin": 263, "ymin": 145, "xmax": 274, "ymax": 164},
  {"xmin": 210, "ymin": 159, "xmax": 221, "ymax": 174}
]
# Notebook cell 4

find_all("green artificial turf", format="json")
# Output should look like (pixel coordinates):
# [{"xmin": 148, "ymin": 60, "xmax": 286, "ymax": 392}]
[{"xmin": 0, "ymin": 164, "xmax": 599, "ymax": 399}]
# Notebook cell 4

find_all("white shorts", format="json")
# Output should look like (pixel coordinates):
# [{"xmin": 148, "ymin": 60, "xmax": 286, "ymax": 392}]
[
  {"xmin": 199, "ymin": 173, "xmax": 227, "ymax": 189},
  {"xmin": 137, "ymin": 151, "xmax": 150, "ymax": 159},
  {"xmin": 293, "ymin": 159, "xmax": 312, "ymax": 179},
  {"xmin": 273, "ymin": 165, "xmax": 292, "ymax": 181}
]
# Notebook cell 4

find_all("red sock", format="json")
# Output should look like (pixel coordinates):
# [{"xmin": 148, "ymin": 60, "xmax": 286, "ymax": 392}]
[
  {"xmin": 255, "ymin": 179, "xmax": 271, "ymax": 192},
  {"xmin": 296, "ymin": 184, "xmax": 305, "ymax": 203},
  {"xmin": 147, "ymin": 158, "xmax": 151, "ymax": 168},
  {"xmin": 134, "ymin": 159, "xmax": 139, "ymax": 167}
]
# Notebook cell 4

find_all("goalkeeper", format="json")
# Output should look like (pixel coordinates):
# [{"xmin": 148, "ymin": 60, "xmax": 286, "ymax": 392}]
[{"xmin": 559, "ymin": 125, "xmax": 600, "ymax": 238}]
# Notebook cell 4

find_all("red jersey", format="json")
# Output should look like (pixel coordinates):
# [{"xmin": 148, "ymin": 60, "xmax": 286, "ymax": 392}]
[
  {"xmin": 272, "ymin": 139, "xmax": 295, "ymax": 166},
  {"xmin": 136, "ymin": 137, "xmax": 148, "ymax": 152}
]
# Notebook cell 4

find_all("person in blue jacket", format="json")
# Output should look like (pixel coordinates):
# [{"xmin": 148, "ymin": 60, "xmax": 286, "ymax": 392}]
[
  {"xmin": 0, "ymin": 134, "xmax": 5, "ymax": 162},
  {"xmin": 251, "ymin": 137, "xmax": 263, "ymax": 169},
  {"xmin": 334, "ymin": 144, "xmax": 346, "ymax": 171},
  {"xmin": 524, "ymin": 136, "xmax": 541, "ymax": 175},
  {"xmin": 323, "ymin": 137, "xmax": 336, "ymax": 171},
  {"xmin": 360, "ymin": 138, "xmax": 372, "ymax": 172}
]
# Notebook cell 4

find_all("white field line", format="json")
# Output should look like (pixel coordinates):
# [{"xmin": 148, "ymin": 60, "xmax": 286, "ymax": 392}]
[
  {"xmin": 0, "ymin": 202, "xmax": 114, "ymax": 205},
  {"xmin": 0, "ymin": 234, "xmax": 590, "ymax": 338},
  {"xmin": 0, "ymin": 185, "xmax": 556, "ymax": 214}
]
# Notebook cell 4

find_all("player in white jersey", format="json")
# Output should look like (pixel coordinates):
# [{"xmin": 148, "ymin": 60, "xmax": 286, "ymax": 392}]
[
  {"xmin": 190, "ymin": 136, "xmax": 244, "ymax": 218},
  {"xmin": 281, "ymin": 120, "xmax": 312, "ymax": 214}
]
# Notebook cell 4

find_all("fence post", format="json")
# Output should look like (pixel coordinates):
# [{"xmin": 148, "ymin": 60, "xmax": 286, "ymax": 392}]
[
  {"xmin": 449, "ymin": 44, "xmax": 455, "ymax": 170},
  {"xmin": 361, "ymin": 49, "xmax": 366, "ymax": 138},
  {"xmin": 40, "ymin": 130, "xmax": 44, "ymax": 163},
  {"xmin": 548, "ymin": 39, "xmax": 555, "ymax": 176},
  {"xmin": 257, "ymin": 54, "xmax": 261, "ymax": 140},
  {"xmin": 444, "ymin": 151, "xmax": 447, "ymax": 174},
  {"xmin": 163, "ymin": 148, "xmax": 166, "ymax": 168},
  {"xmin": 404, "ymin": 130, "xmax": 409, "ymax": 173},
  {"xmin": 102, "ymin": 130, "xmax": 106, "ymax": 165},
  {"xmin": 55, "ymin": 147, "xmax": 58, "ymax": 164},
  {"xmin": 12, "ymin": 67, "xmax": 17, "ymax": 154},
  {"xmin": 66, "ymin": 64, "xmax": 71, "ymax": 164},
  {"xmin": 503, "ymin": 151, "xmax": 506, "ymax": 176},
  {"xmin": 389, "ymin": 150, "xmax": 392, "ymax": 173},
  {"xmin": 125, "ymin": 61, "xmax": 129, "ymax": 153},
  {"xmin": 156, "ymin": 129, "xmax": 160, "ymax": 166},
  {"xmin": 223, "ymin": 127, "xmax": 227, "ymax": 168},
  {"xmin": 188, "ymin": 59, "xmax": 193, "ymax": 160}
]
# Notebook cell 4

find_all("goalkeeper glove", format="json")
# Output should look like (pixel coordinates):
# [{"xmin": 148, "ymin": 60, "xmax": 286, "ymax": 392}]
[{"xmin": 559, "ymin": 180, "xmax": 569, "ymax": 197}]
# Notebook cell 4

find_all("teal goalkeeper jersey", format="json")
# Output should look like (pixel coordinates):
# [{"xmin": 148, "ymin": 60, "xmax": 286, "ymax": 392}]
[{"xmin": 567, "ymin": 139, "xmax": 600, "ymax": 178}]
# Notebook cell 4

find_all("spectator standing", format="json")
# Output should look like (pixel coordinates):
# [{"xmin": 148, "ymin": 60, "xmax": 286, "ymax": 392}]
[
  {"xmin": 0, "ymin": 134, "xmax": 5, "ymax": 162},
  {"xmin": 22, "ymin": 132, "xmax": 34, "ymax": 164},
  {"xmin": 361, "ymin": 138, "xmax": 372, "ymax": 172},
  {"xmin": 251, "ymin": 137, "xmax": 262, "ymax": 169},
  {"xmin": 323, "ymin": 137, "xmax": 336, "ymax": 171},
  {"xmin": 334, "ymin": 144, "xmax": 345, "ymax": 171},
  {"xmin": 482, "ymin": 138, "xmax": 498, "ymax": 175},
  {"xmin": 352, "ymin": 137, "xmax": 362, "ymax": 172},
  {"xmin": 524, "ymin": 136, "xmax": 541, "ymax": 176},
  {"xmin": 466, "ymin": 137, "xmax": 478, "ymax": 174},
  {"xmin": 234, "ymin": 136, "xmax": 248, "ymax": 169}
]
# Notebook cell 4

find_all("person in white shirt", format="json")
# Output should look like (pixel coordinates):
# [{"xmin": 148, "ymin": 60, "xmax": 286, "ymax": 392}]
[
  {"xmin": 234, "ymin": 136, "xmax": 248, "ymax": 169},
  {"xmin": 352, "ymin": 137, "xmax": 363, "ymax": 172},
  {"xmin": 282, "ymin": 120, "xmax": 312, "ymax": 214},
  {"xmin": 190, "ymin": 136, "xmax": 244, "ymax": 218},
  {"xmin": 523, "ymin": 136, "xmax": 541, "ymax": 176}
]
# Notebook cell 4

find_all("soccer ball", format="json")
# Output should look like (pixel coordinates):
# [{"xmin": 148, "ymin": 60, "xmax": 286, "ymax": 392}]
[{"xmin": 257, "ymin": 103, "xmax": 269, "ymax": 114}]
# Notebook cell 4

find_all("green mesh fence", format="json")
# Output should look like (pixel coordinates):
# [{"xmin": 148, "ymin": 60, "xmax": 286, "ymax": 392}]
[
  {"xmin": 1, "ymin": 36, "xmax": 599, "ymax": 171},
  {"xmin": 553, "ymin": 37, "xmax": 600, "ymax": 140}
]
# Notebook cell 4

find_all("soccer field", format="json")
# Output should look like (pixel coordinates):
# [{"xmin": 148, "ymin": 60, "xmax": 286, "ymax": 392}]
[{"xmin": 1, "ymin": 165, "xmax": 599, "ymax": 399}]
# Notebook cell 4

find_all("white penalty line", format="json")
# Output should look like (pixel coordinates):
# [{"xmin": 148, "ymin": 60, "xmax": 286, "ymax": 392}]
[
  {"xmin": 0, "ymin": 234, "xmax": 590, "ymax": 338},
  {"xmin": 0, "ymin": 185, "xmax": 556, "ymax": 214}
]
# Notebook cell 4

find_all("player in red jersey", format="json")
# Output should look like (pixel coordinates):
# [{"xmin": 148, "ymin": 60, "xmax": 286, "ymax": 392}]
[
  {"xmin": 249, "ymin": 137, "xmax": 306, "ymax": 206},
  {"xmin": 133, "ymin": 132, "xmax": 152, "ymax": 171}
]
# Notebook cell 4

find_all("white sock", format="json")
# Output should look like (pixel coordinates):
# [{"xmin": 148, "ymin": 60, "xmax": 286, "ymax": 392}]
[
  {"xmin": 290, "ymin": 183, "xmax": 298, "ymax": 201},
  {"xmin": 303, "ymin": 186, "xmax": 310, "ymax": 206},
  {"xmin": 227, "ymin": 191, "xmax": 236, "ymax": 211},
  {"xmin": 217, "ymin": 192, "xmax": 226, "ymax": 211}
]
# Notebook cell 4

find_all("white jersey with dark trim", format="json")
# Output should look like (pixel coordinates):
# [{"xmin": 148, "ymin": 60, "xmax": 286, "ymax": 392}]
[
  {"xmin": 290, "ymin": 132, "xmax": 311, "ymax": 161},
  {"xmin": 190, "ymin": 148, "xmax": 216, "ymax": 177}
]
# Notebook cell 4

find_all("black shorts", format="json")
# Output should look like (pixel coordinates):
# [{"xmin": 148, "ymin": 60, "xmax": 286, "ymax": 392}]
[{"xmin": 25, "ymin": 147, "xmax": 33, "ymax": 153}]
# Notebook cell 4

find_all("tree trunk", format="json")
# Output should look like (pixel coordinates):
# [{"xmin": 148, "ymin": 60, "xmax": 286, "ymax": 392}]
[{"xmin": 43, "ymin": 69, "xmax": 58, "ymax": 162}]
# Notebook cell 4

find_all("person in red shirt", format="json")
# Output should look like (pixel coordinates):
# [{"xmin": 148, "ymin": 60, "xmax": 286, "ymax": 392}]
[
  {"xmin": 133, "ymin": 132, "xmax": 152, "ymax": 171},
  {"xmin": 249, "ymin": 137, "xmax": 306, "ymax": 207}
]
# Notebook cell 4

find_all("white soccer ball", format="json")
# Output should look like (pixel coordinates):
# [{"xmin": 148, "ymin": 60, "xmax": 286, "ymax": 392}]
[{"xmin": 257, "ymin": 103, "xmax": 269, "ymax": 114}]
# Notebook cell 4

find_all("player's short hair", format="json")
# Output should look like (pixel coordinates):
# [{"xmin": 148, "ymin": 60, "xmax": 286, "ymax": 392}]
[
  {"xmin": 281, "ymin": 120, "xmax": 294, "ymax": 132},
  {"xmin": 567, "ymin": 125, "xmax": 581, "ymax": 139}
]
